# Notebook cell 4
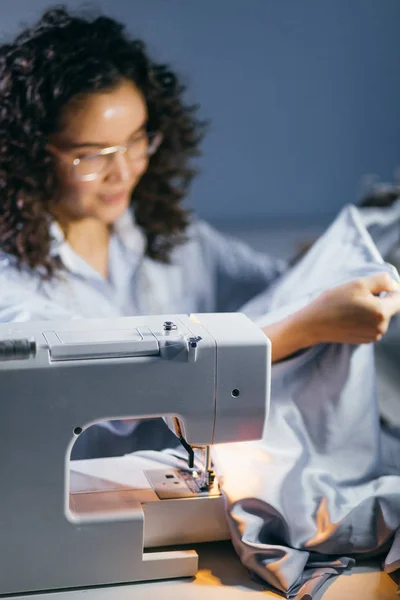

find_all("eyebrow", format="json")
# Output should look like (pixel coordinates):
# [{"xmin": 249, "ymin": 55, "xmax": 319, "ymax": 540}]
[{"xmin": 65, "ymin": 121, "xmax": 147, "ymax": 150}]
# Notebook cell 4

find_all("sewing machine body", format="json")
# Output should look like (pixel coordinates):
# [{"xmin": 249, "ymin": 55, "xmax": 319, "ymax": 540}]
[{"xmin": 0, "ymin": 313, "xmax": 270, "ymax": 595}]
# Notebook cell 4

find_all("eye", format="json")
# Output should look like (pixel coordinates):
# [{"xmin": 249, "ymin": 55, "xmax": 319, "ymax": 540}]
[
  {"xmin": 75, "ymin": 152, "xmax": 100, "ymax": 162},
  {"xmin": 128, "ymin": 129, "xmax": 147, "ymax": 144}
]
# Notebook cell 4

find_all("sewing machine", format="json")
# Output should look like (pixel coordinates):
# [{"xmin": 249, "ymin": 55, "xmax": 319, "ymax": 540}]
[{"xmin": 0, "ymin": 312, "xmax": 270, "ymax": 596}]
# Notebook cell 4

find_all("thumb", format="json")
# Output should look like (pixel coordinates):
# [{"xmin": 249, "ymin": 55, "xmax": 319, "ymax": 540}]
[
  {"xmin": 363, "ymin": 272, "xmax": 400, "ymax": 295},
  {"xmin": 380, "ymin": 289, "xmax": 400, "ymax": 317}
]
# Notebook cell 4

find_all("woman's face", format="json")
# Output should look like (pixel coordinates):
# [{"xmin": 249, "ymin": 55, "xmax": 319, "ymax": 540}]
[{"xmin": 49, "ymin": 79, "xmax": 149, "ymax": 226}]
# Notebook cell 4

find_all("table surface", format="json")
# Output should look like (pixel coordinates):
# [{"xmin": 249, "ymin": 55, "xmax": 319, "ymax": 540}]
[{"xmin": 7, "ymin": 541, "xmax": 397, "ymax": 600}]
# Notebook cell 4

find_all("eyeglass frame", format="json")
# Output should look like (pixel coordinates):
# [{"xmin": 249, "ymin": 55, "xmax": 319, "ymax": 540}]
[{"xmin": 47, "ymin": 130, "xmax": 163, "ymax": 181}]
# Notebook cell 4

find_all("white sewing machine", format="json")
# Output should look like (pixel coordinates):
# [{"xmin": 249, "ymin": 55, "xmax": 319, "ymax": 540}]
[{"xmin": 0, "ymin": 312, "xmax": 270, "ymax": 596}]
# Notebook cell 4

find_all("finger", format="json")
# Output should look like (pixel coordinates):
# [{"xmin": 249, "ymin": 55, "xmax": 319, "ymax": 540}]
[
  {"xmin": 362, "ymin": 272, "xmax": 400, "ymax": 295},
  {"xmin": 380, "ymin": 291, "xmax": 400, "ymax": 317}
]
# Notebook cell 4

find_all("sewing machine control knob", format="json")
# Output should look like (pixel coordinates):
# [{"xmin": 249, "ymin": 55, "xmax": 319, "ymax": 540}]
[
  {"xmin": 187, "ymin": 336, "xmax": 202, "ymax": 362},
  {"xmin": 0, "ymin": 338, "xmax": 36, "ymax": 361},
  {"xmin": 163, "ymin": 321, "xmax": 177, "ymax": 332}
]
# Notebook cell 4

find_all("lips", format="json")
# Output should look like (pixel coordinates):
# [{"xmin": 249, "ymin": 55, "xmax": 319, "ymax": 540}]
[{"xmin": 100, "ymin": 190, "xmax": 130, "ymax": 205}]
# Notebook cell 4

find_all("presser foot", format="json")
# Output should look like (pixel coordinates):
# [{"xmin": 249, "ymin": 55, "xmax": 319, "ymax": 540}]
[
  {"xmin": 145, "ymin": 467, "xmax": 220, "ymax": 500},
  {"xmin": 197, "ymin": 467, "xmax": 216, "ymax": 492}
]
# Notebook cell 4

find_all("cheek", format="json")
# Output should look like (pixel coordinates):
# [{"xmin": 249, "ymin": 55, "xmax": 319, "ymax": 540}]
[
  {"xmin": 58, "ymin": 178, "xmax": 100, "ymax": 207},
  {"xmin": 131, "ymin": 157, "xmax": 149, "ymax": 181}
]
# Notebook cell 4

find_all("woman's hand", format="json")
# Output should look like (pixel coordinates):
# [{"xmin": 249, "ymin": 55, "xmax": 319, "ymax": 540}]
[
  {"xmin": 306, "ymin": 272, "xmax": 400, "ymax": 345},
  {"xmin": 262, "ymin": 272, "xmax": 400, "ymax": 363}
]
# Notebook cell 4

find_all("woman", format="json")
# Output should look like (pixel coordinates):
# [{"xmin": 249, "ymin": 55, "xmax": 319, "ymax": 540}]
[{"xmin": 1, "ymin": 7, "xmax": 399, "ymax": 457}]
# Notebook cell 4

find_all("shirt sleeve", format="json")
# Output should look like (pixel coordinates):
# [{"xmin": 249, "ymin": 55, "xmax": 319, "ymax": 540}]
[{"xmin": 189, "ymin": 219, "xmax": 288, "ymax": 313}]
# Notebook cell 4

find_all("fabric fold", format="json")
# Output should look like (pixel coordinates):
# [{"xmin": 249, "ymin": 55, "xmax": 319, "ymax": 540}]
[{"xmin": 212, "ymin": 204, "xmax": 400, "ymax": 598}]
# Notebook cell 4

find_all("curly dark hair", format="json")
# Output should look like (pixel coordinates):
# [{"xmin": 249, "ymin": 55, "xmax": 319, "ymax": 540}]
[{"xmin": 0, "ymin": 5, "xmax": 205, "ymax": 277}]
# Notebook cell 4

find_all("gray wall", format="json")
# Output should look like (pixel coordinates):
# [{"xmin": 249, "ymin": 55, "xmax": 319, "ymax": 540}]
[{"xmin": 2, "ymin": 1, "xmax": 400, "ymax": 225}]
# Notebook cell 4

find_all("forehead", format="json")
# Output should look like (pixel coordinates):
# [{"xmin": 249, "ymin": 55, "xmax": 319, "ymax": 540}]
[{"xmin": 54, "ymin": 80, "xmax": 147, "ymax": 146}]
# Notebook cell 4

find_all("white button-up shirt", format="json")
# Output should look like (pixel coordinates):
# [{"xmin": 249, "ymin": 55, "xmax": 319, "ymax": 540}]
[{"xmin": 0, "ymin": 209, "xmax": 286, "ymax": 322}]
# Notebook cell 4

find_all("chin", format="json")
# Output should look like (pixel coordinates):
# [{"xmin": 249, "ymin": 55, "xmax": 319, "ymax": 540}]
[{"xmin": 97, "ymin": 198, "xmax": 131, "ymax": 225}]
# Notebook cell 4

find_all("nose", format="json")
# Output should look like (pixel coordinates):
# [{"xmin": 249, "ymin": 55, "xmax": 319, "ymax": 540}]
[{"xmin": 105, "ymin": 150, "xmax": 131, "ymax": 183}]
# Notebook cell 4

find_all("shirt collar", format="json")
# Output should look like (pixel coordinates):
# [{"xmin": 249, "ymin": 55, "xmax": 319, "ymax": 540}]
[
  {"xmin": 49, "ymin": 208, "xmax": 147, "ymax": 275},
  {"xmin": 112, "ymin": 207, "xmax": 146, "ymax": 255}
]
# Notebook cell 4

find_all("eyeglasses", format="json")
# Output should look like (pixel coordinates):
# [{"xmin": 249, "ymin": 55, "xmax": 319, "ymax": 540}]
[{"xmin": 49, "ymin": 131, "xmax": 163, "ymax": 181}]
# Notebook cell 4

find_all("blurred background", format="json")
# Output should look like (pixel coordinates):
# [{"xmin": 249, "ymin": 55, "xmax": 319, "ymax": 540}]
[{"xmin": 2, "ymin": 0, "xmax": 400, "ymax": 258}]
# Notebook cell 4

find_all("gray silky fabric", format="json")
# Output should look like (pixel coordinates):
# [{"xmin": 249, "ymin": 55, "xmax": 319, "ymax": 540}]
[
  {"xmin": 360, "ymin": 198, "xmax": 400, "ymax": 260},
  {"xmin": 210, "ymin": 205, "xmax": 400, "ymax": 598}
]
